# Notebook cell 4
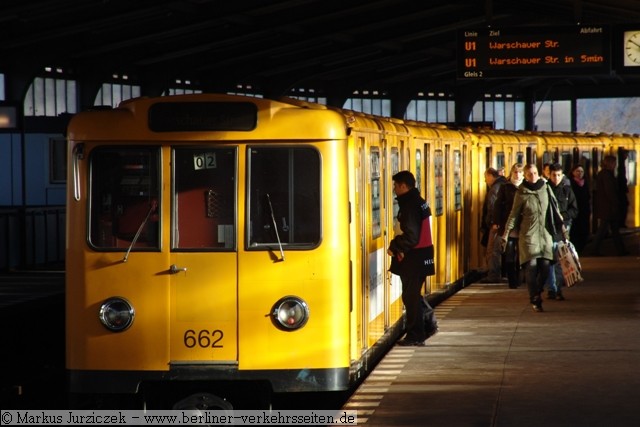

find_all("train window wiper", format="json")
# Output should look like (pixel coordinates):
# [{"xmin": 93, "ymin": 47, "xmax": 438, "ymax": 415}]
[
  {"xmin": 266, "ymin": 193, "xmax": 285, "ymax": 262},
  {"xmin": 123, "ymin": 200, "xmax": 157, "ymax": 263}
]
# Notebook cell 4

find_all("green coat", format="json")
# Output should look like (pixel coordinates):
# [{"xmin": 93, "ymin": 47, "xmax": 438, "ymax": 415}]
[{"xmin": 503, "ymin": 180, "xmax": 554, "ymax": 265}]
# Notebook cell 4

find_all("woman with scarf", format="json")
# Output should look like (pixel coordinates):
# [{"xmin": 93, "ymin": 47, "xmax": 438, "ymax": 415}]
[
  {"xmin": 494, "ymin": 163, "xmax": 525, "ymax": 289},
  {"xmin": 501, "ymin": 164, "xmax": 561, "ymax": 312},
  {"xmin": 569, "ymin": 164, "xmax": 591, "ymax": 254}
]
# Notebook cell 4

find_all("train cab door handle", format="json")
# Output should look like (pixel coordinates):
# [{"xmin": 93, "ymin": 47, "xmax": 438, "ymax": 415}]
[{"xmin": 169, "ymin": 264, "xmax": 188, "ymax": 274}]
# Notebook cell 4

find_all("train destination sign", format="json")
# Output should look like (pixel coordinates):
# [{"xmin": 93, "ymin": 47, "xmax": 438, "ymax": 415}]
[{"xmin": 457, "ymin": 25, "xmax": 611, "ymax": 79}]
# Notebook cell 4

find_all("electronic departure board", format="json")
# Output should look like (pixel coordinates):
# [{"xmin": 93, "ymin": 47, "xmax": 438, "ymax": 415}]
[{"xmin": 457, "ymin": 25, "xmax": 611, "ymax": 79}]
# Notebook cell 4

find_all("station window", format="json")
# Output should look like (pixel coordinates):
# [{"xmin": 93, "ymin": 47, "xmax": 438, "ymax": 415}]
[
  {"xmin": 534, "ymin": 100, "xmax": 571, "ymax": 132},
  {"xmin": 227, "ymin": 83, "xmax": 263, "ymax": 98},
  {"xmin": 165, "ymin": 78, "xmax": 203, "ymax": 96},
  {"xmin": 344, "ymin": 90, "xmax": 390, "ymax": 117},
  {"xmin": 247, "ymin": 146, "xmax": 320, "ymax": 248},
  {"xmin": 470, "ymin": 95, "xmax": 525, "ymax": 131},
  {"xmin": 95, "ymin": 76, "xmax": 141, "ymax": 107},
  {"xmin": 288, "ymin": 88, "xmax": 327, "ymax": 105},
  {"xmin": 167, "ymin": 87, "xmax": 203, "ymax": 95},
  {"xmin": 577, "ymin": 98, "xmax": 640, "ymax": 134},
  {"xmin": 405, "ymin": 93, "xmax": 455, "ymax": 123},
  {"xmin": 23, "ymin": 68, "xmax": 77, "ymax": 116}
]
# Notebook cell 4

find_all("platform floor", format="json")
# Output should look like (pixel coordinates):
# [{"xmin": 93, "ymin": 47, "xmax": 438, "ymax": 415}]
[{"xmin": 343, "ymin": 244, "xmax": 640, "ymax": 426}]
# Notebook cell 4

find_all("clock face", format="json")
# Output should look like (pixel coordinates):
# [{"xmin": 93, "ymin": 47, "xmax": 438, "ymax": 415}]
[{"xmin": 624, "ymin": 31, "xmax": 640, "ymax": 66}]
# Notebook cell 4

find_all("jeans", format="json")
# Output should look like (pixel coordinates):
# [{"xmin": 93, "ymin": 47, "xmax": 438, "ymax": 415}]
[
  {"xmin": 545, "ymin": 241, "xmax": 565, "ymax": 294},
  {"xmin": 524, "ymin": 258, "xmax": 550, "ymax": 303}
]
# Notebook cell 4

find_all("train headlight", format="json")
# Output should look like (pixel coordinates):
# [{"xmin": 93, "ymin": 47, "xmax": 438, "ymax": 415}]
[
  {"xmin": 99, "ymin": 297, "xmax": 135, "ymax": 332},
  {"xmin": 271, "ymin": 296, "xmax": 309, "ymax": 331}
]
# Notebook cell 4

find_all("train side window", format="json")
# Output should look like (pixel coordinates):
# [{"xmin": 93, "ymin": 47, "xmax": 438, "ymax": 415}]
[
  {"xmin": 172, "ymin": 147, "xmax": 237, "ymax": 250},
  {"xmin": 434, "ymin": 150, "xmax": 444, "ymax": 216},
  {"xmin": 390, "ymin": 148, "xmax": 399, "ymax": 233},
  {"xmin": 247, "ymin": 147, "xmax": 320, "ymax": 248},
  {"xmin": 496, "ymin": 151, "xmax": 505, "ymax": 172},
  {"xmin": 624, "ymin": 150, "xmax": 637, "ymax": 186},
  {"xmin": 370, "ymin": 149, "xmax": 381, "ymax": 239},
  {"xmin": 454, "ymin": 150, "xmax": 462, "ymax": 211},
  {"xmin": 89, "ymin": 147, "xmax": 160, "ymax": 250}
]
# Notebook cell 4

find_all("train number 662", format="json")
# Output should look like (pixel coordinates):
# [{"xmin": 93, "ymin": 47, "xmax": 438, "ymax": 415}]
[{"xmin": 183, "ymin": 329, "xmax": 224, "ymax": 348}]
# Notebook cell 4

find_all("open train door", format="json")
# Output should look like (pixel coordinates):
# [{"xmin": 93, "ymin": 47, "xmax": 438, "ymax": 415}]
[{"xmin": 168, "ymin": 147, "xmax": 239, "ymax": 364}]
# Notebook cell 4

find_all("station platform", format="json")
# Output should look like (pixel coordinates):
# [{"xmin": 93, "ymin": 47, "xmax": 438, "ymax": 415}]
[{"xmin": 343, "ymin": 232, "xmax": 640, "ymax": 426}]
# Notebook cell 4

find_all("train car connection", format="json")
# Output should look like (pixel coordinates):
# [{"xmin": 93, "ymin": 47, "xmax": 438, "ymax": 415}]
[{"xmin": 65, "ymin": 94, "xmax": 639, "ymax": 409}]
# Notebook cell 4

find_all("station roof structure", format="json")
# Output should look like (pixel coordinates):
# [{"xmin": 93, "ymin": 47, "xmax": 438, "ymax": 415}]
[{"xmin": 3, "ymin": 0, "xmax": 640, "ymax": 101}]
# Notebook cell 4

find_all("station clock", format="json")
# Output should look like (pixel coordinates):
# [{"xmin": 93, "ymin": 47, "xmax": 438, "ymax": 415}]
[{"xmin": 623, "ymin": 30, "xmax": 640, "ymax": 66}]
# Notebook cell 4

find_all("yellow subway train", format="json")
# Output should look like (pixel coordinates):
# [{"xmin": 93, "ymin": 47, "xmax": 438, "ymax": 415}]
[{"xmin": 65, "ymin": 94, "xmax": 639, "ymax": 408}]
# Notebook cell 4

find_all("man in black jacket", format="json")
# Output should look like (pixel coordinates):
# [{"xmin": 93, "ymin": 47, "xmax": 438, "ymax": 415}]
[
  {"xmin": 388, "ymin": 171, "xmax": 436, "ymax": 346},
  {"xmin": 546, "ymin": 163, "xmax": 578, "ymax": 300},
  {"xmin": 481, "ymin": 168, "xmax": 508, "ymax": 282}
]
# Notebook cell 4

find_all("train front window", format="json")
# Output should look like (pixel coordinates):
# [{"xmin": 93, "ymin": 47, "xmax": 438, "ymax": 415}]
[
  {"xmin": 172, "ymin": 147, "xmax": 237, "ymax": 250},
  {"xmin": 247, "ymin": 147, "xmax": 320, "ymax": 248},
  {"xmin": 89, "ymin": 147, "xmax": 160, "ymax": 250}
]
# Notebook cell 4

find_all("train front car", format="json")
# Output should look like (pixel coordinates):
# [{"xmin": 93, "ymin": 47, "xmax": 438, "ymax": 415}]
[{"xmin": 65, "ymin": 95, "xmax": 352, "ymax": 409}]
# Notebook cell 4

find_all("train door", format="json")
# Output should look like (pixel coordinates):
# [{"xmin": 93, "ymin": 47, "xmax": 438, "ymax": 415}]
[
  {"xmin": 451, "ymin": 147, "xmax": 463, "ymax": 282},
  {"xmin": 387, "ymin": 146, "xmax": 402, "ymax": 327},
  {"xmin": 433, "ymin": 149, "xmax": 445, "ymax": 287},
  {"xmin": 354, "ymin": 138, "xmax": 366, "ymax": 354},
  {"xmin": 420, "ymin": 143, "xmax": 433, "ymax": 294},
  {"xmin": 444, "ymin": 144, "xmax": 453, "ymax": 285},
  {"xmin": 169, "ymin": 147, "xmax": 238, "ymax": 363},
  {"xmin": 460, "ymin": 144, "xmax": 471, "ymax": 277}
]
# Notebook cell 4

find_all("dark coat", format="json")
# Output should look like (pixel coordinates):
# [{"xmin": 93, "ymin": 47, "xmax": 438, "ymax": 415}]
[
  {"xmin": 482, "ymin": 175, "xmax": 508, "ymax": 229},
  {"xmin": 388, "ymin": 188, "xmax": 435, "ymax": 278},
  {"xmin": 548, "ymin": 180, "xmax": 578, "ymax": 241},
  {"xmin": 494, "ymin": 180, "xmax": 520, "ymax": 234},
  {"xmin": 569, "ymin": 177, "xmax": 591, "ymax": 250},
  {"xmin": 594, "ymin": 169, "xmax": 620, "ymax": 220}
]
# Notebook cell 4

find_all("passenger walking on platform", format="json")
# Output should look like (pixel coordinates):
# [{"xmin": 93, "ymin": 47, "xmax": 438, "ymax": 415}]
[
  {"xmin": 569, "ymin": 164, "xmax": 591, "ymax": 254},
  {"xmin": 480, "ymin": 168, "xmax": 507, "ymax": 282},
  {"xmin": 388, "ymin": 171, "xmax": 436, "ymax": 346},
  {"xmin": 545, "ymin": 163, "xmax": 578, "ymax": 300},
  {"xmin": 593, "ymin": 156, "xmax": 629, "ymax": 256},
  {"xmin": 494, "ymin": 163, "xmax": 524, "ymax": 288},
  {"xmin": 501, "ymin": 164, "xmax": 558, "ymax": 312}
]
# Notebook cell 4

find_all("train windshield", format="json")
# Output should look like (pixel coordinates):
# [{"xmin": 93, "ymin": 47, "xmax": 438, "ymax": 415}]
[
  {"xmin": 88, "ymin": 147, "xmax": 161, "ymax": 250},
  {"xmin": 247, "ymin": 146, "xmax": 320, "ymax": 248}
]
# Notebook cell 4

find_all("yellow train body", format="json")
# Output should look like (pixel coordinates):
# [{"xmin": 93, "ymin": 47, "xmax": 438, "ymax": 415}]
[{"xmin": 65, "ymin": 94, "xmax": 639, "ymax": 407}]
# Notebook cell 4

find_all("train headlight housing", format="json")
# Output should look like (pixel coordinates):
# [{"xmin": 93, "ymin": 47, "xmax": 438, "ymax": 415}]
[
  {"xmin": 271, "ymin": 296, "xmax": 309, "ymax": 331},
  {"xmin": 99, "ymin": 297, "xmax": 135, "ymax": 332}
]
